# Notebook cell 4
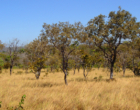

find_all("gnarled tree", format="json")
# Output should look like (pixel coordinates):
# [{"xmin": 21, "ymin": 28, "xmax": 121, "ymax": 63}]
[
  {"xmin": 7, "ymin": 39, "xmax": 20, "ymax": 75},
  {"xmin": 43, "ymin": 22, "xmax": 83, "ymax": 85},
  {"xmin": 86, "ymin": 7, "xmax": 140, "ymax": 79},
  {"xmin": 25, "ymin": 35, "xmax": 49, "ymax": 79}
]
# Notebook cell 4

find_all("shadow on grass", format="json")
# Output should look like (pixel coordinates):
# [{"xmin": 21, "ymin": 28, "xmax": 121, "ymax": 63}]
[
  {"xmin": 22, "ymin": 77, "xmax": 35, "ymax": 80},
  {"xmin": 119, "ymin": 75, "xmax": 135, "ymax": 78},
  {"xmin": 22, "ymin": 82, "xmax": 63, "ymax": 88},
  {"xmin": 74, "ymin": 77, "xmax": 117, "ymax": 83}
]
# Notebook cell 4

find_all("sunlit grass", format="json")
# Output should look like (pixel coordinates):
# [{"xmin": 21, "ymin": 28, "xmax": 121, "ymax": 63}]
[{"xmin": 0, "ymin": 68, "xmax": 140, "ymax": 110}]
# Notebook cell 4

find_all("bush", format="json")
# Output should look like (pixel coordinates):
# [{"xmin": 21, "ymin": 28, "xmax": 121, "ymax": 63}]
[
  {"xmin": 99, "ymin": 75, "xmax": 103, "ymax": 80},
  {"xmin": 16, "ymin": 71, "xmax": 23, "ymax": 75},
  {"xmin": 3, "ymin": 63, "xmax": 10, "ymax": 69},
  {"xmin": 44, "ymin": 72, "xmax": 48, "ymax": 77}
]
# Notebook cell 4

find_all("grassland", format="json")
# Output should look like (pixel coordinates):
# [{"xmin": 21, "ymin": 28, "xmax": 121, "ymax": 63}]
[{"xmin": 0, "ymin": 68, "xmax": 140, "ymax": 110}]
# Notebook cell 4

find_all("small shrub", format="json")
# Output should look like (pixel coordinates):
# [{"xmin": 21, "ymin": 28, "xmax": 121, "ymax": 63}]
[
  {"xmin": 3, "ymin": 63, "xmax": 10, "ymax": 69},
  {"xmin": 99, "ymin": 75, "xmax": 103, "ymax": 80},
  {"xmin": 44, "ymin": 72, "xmax": 48, "ymax": 77},
  {"xmin": 16, "ymin": 71, "xmax": 23, "ymax": 75},
  {"xmin": 94, "ymin": 77, "xmax": 97, "ymax": 80},
  {"xmin": 29, "ymin": 70, "xmax": 34, "ymax": 73}
]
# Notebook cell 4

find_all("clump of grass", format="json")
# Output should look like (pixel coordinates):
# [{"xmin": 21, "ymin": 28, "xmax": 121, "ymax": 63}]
[
  {"xmin": 93, "ymin": 76, "xmax": 103, "ymax": 81},
  {"xmin": 1, "ymin": 95, "xmax": 26, "ymax": 110},
  {"xmin": 94, "ymin": 77, "xmax": 98, "ymax": 80},
  {"xmin": 76, "ymin": 78, "xmax": 86, "ymax": 82},
  {"xmin": 16, "ymin": 71, "xmax": 23, "ymax": 75},
  {"xmin": 99, "ymin": 75, "xmax": 103, "ymax": 80},
  {"xmin": 46, "ymin": 72, "xmax": 48, "ymax": 76}
]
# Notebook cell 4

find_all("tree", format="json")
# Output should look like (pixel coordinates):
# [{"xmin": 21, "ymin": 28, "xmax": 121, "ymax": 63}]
[
  {"xmin": 7, "ymin": 39, "xmax": 20, "ymax": 75},
  {"xmin": 86, "ymin": 7, "xmax": 140, "ymax": 79},
  {"xmin": 78, "ymin": 45, "xmax": 93, "ymax": 80},
  {"xmin": 43, "ymin": 22, "xmax": 83, "ymax": 85},
  {"xmin": 25, "ymin": 36, "xmax": 49, "ymax": 79}
]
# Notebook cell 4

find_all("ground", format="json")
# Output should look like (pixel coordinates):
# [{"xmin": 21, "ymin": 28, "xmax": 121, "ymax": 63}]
[{"xmin": 0, "ymin": 68, "xmax": 140, "ymax": 110}]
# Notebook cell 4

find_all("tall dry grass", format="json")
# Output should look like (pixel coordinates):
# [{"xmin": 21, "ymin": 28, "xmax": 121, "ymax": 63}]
[{"xmin": 0, "ymin": 68, "xmax": 140, "ymax": 110}]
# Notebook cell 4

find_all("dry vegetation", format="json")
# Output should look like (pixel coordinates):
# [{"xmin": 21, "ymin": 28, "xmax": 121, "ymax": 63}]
[{"xmin": 0, "ymin": 68, "xmax": 140, "ymax": 110}]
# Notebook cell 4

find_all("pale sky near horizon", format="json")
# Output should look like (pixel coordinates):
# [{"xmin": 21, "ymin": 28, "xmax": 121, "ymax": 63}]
[{"xmin": 0, "ymin": 0, "xmax": 140, "ymax": 44}]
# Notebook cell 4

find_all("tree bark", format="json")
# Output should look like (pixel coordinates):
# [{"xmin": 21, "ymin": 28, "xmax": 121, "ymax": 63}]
[
  {"xmin": 110, "ymin": 62, "xmax": 114, "ymax": 79},
  {"xmin": 64, "ymin": 72, "xmax": 68, "ymax": 85},
  {"xmin": 122, "ymin": 66, "xmax": 126, "ymax": 77},
  {"xmin": 74, "ymin": 69, "xmax": 75, "ymax": 75},
  {"xmin": 10, "ymin": 65, "xmax": 13, "ymax": 76},
  {"xmin": 51, "ymin": 66, "xmax": 53, "ymax": 72},
  {"xmin": 83, "ymin": 67, "xmax": 87, "ymax": 80},
  {"xmin": 78, "ymin": 66, "xmax": 80, "ymax": 73},
  {"xmin": 35, "ymin": 69, "xmax": 41, "ymax": 79},
  {"xmin": 73, "ymin": 65, "xmax": 76, "ymax": 75}
]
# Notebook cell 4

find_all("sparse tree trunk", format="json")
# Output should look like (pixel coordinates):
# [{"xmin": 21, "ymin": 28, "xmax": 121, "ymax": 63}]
[
  {"xmin": 64, "ymin": 72, "xmax": 68, "ymax": 85},
  {"xmin": 10, "ymin": 65, "xmax": 13, "ymax": 75},
  {"xmin": 86, "ymin": 66, "xmax": 89, "ymax": 78},
  {"xmin": 123, "ymin": 68, "xmax": 126, "ymax": 77},
  {"xmin": 98, "ymin": 66, "xmax": 100, "ymax": 70},
  {"xmin": 110, "ymin": 62, "xmax": 114, "ymax": 79},
  {"xmin": 51, "ymin": 66, "xmax": 53, "ymax": 72},
  {"xmin": 73, "ymin": 65, "xmax": 76, "ymax": 75},
  {"xmin": 83, "ymin": 66, "xmax": 87, "ymax": 80},
  {"xmin": 78, "ymin": 66, "xmax": 80, "ymax": 73},
  {"xmin": 25, "ymin": 68, "xmax": 28, "ymax": 74},
  {"xmin": 35, "ymin": 69, "xmax": 41, "ymax": 79},
  {"xmin": 132, "ymin": 53, "xmax": 135, "ymax": 74},
  {"xmin": 119, "ymin": 67, "xmax": 120, "ymax": 72},
  {"xmin": 74, "ymin": 69, "xmax": 75, "ymax": 75}
]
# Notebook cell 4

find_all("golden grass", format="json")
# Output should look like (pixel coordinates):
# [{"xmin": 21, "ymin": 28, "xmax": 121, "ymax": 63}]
[{"xmin": 0, "ymin": 68, "xmax": 140, "ymax": 110}]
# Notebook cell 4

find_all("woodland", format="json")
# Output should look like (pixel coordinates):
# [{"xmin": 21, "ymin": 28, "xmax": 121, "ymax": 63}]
[{"xmin": 0, "ymin": 7, "xmax": 140, "ymax": 110}]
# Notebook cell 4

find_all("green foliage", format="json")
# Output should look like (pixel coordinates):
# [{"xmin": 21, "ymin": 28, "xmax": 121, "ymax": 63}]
[
  {"xmin": 18, "ymin": 48, "xmax": 25, "ymax": 53},
  {"xmin": 18, "ymin": 95, "xmax": 26, "ymax": 109},
  {"xmin": 0, "ymin": 57, "xmax": 4, "ymax": 67},
  {"xmin": 4, "ymin": 55, "xmax": 11, "ymax": 62}
]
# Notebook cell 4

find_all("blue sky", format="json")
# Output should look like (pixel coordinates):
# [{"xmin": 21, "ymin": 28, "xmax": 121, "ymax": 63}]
[{"xmin": 0, "ymin": 0, "xmax": 140, "ymax": 44}]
